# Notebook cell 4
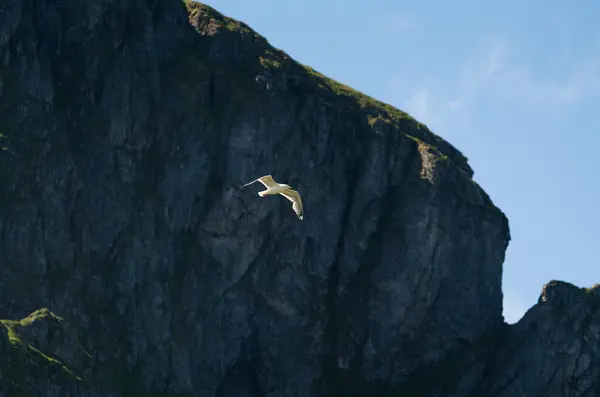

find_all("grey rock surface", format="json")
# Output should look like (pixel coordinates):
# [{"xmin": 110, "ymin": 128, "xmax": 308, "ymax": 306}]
[
  {"xmin": 473, "ymin": 281, "xmax": 600, "ymax": 397},
  {"xmin": 0, "ymin": 1, "xmax": 597, "ymax": 396}
]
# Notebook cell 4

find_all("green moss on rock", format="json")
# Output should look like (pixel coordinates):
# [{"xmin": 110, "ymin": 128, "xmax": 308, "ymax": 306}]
[
  {"xmin": 1, "ymin": 308, "xmax": 87, "ymax": 383},
  {"xmin": 185, "ymin": 0, "xmax": 243, "ymax": 33},
  {"xmin": 1, "ymin": 319, "xmax": 22, "ymax": 345}
]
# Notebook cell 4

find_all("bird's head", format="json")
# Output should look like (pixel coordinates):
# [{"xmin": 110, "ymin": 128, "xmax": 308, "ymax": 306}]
[{"xmin": 281, "ymin": 184, "xmax": 291, "ymax": 188}]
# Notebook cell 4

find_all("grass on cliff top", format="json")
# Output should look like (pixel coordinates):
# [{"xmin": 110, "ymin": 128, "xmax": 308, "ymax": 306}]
[
  {"xmin": 583, "ymin": 284, "xmax": 600, "ymax": 294},
  {"xmin": 183, "ymin": 1, "xmax": 468, "ymax": 167},
  {"xmin": 183, "ymin": 2, "xmax": 419, "ymax": 126},
  {"xmin": 301, "ymin": 66, "xmax": 449, "ymax": 160},
  {"xmin": 302, "ymin": 65, "xmax": 416, "ymax": 124}
]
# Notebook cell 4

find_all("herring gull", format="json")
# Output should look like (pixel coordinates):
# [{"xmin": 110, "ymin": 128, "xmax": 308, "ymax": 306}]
[{"xmin": 243, "ymin": 175, "xmax": 304, "ymax": 220}]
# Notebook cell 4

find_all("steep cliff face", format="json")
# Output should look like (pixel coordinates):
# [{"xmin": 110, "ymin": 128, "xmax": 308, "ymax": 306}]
[
  {"xmin": 0, "ymin": 1, "xmax": 595, "ymax": 396},
  {"xmin": 0, "ymin": 309, "xmax": 102, "ymax": 396},
  {"xmin": 474, "ymin": 281, "xmax": 600, "ymax": 397}
]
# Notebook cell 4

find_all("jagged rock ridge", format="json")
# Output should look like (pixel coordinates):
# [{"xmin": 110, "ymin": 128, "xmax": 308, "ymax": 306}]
[{"xmin": 0, "ymin": 1, "xmax": 597, "ymax": 396}]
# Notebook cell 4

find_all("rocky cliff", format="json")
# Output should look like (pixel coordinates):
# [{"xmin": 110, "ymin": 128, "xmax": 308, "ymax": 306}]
[{"xmin": 0, "ymin": 1, "xmax": 597, "ymax": 396}]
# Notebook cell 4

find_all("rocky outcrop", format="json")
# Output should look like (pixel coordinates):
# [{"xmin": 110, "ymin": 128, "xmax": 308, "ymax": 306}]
[
  {"xmin": 472, "ymin": 281, "xmax": 600, "ymax": 397},
  {"xmin": 0, "ymin": 309, "xmax": 102, "ymax": 396},
  {"xmin": 0, "ymin": 1, "xmax": 596, "ymax": 396}
]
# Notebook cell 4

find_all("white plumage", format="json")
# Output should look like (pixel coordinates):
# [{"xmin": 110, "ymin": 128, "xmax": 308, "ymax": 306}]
[{"xmin": 243, "ymin": 175, "xmax": 304, "ymax": 220}]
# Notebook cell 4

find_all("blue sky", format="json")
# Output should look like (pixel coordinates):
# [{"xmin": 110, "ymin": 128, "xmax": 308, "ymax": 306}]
[{"xmin": 204, "ymin": 0, "xmax": 600, "ymax": 323}]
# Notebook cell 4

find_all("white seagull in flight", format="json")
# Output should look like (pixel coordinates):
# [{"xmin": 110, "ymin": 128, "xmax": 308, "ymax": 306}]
[{"xmin": 243, "ymin": 175, "xmax": 304, "ymax": 220}]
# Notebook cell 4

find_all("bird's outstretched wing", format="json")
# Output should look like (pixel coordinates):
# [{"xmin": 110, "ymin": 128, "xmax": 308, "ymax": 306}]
[
  {"xmin": 280, "ymin": 189, "xmax": 304, "ymax": 220},
  {"xmin": 243, "ymin": 174, "xmax": 278, "ymax": 188}
]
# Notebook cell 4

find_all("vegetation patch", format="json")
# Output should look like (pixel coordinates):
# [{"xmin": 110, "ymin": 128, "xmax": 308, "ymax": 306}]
[
  {"xmin": 583, "ymin": 284, "xmax": 600, "ymax": 298},
  {"xmin": 27, "ymin": 345, "xmax": 84, "ymax": 381},
  {"xmin": 0, "ymin": 132, "xmax": 7, "ymax": 150},
  {"xmin": 184, "ymin": 1, "xmax": 247, "ymax": 34},
  {"xmin": 1, "ymin": 319, "xmax": 22, "ymax": 345},
  {"xmin": 20, "ymin": 308, "xmax": 65, "ymax": 326},
  {"xmin": 302, "ymin": 65, "xmax": 414, "ymax": 123},
  {"xmin": 258, "ymin": 54, "xmax": 281, "ymax": 69},
  {"xmin": 1, "ymin": 308, "xmax": 85, "ymax": 382}
]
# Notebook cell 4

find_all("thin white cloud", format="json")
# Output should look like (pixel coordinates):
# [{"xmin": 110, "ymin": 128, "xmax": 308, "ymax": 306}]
[
  {"xmin": 397, "ymin": 33, "xmax": 600, "ymax": 128},
  {"xmin": 403, "ymin": 87, "xmax": 430, "ymax": 121},
  {"xmin": 445, "ymin": 35, "xmax": 509, "ymax": 111},
  {"xmin": 445, "ymin": 99, "xmax": 463, "ymax": 109},
  {"xmin": 503, "ymin": 293, "xmax": 528, "ymax": 324},
  {"xmin": 469, "ymin": 36, "xmax": 506, "ymax": 80},
  {"xmin": 460, "ymin": 35, "xmax": 600, "ymax": 109},
  {"xmin": 388, "ymin": 14, "xmax": 415, "ymax": 33},
  {"xmin": 387, "ymin": 35, "xmax": 511, "ymax": 133},
  {"xmin": 500, "ymin": 57, "xmax": 600, "ymax": 106}
]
